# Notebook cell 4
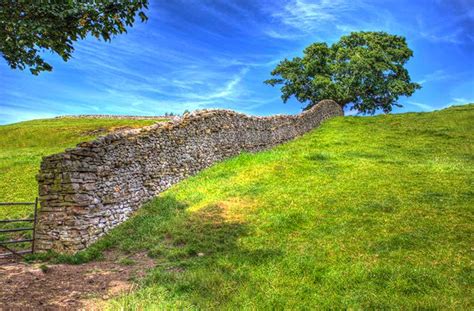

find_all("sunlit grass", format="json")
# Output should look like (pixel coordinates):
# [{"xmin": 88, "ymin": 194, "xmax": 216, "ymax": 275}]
[{"xmin": 53, "ymin": 105, "xmax": 473, "ymax": 309}]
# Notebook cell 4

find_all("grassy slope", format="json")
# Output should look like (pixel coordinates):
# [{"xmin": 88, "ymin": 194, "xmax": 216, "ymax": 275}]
[
  {"xmin": 0, "ymin": 118, "xmax": 161, "ymax": 220},
  {"xmin": 62, "ymin": 105, "xmax": 473, "ymax": 309}
]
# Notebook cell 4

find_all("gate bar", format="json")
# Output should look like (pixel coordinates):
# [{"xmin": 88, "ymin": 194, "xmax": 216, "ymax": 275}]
[
  {"xmin": 0, "ymin": 219, "xmax": 35, "ymax": 223},
  {"xmin": 0, "ymin": 239, "xmax": 34, "ymax": 245},
  {"xmin": 0, "ymin": 198, "xmax": 38, "ymax": 260},
  {"xmin": 31, "ymin": 197, "xmax": 39, "ymax": 253},
  {"xmin": 0, "ymin": 227, "xmax": 33, "ymax": 233}
]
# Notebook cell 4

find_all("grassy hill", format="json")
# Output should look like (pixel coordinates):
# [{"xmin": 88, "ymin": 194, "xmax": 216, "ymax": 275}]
[
  {"xmin": 52, "ymin": 105, "xmax": 473, "ymax": 309},
  {"xmin": 1, "ymin": 106, "xmax": 473, "ymax": 308},
  {"xmin": 0, "ymin": 117, "xmax": 162, "ymax": 219}
]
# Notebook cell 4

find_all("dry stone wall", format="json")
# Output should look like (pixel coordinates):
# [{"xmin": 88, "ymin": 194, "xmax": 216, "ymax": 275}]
[{"xmin": 36, "ymin": 100, "xmax": 343, "ymax": 253}]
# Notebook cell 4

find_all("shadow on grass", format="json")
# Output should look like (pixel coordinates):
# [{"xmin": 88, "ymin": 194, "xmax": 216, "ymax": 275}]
[
  {"xmin": 32, "ymin": 195, "xmax": 282, "ymax": 307},
  {"xmin": 33, "ymin": 195, "xmax": 248, "ymax": 259},
  {"xmin": 106, "ymin": 195, "xmax": 282, "ymax": 307}
]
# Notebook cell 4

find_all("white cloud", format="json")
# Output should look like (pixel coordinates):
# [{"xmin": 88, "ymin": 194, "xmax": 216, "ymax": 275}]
[
  {"xmin": 449, "ymin": 97, "xmax": 474, "ymax": 106},
  {"xmin": 414, "ymin": 13, "xmax": 473, "ymax": 45},
  {"xmin": 419, "ymin": 31, "xmax": 463, "ymax": 44},
  {"xmin": 263, "ymin": 29, "xmax": 303, "ymax": 40},
  {"xmin": 407, "ymin": 101, "xmax": 435, "ymax": 111},
  {"xmin": 179, "ymin": 67, "xmax": 250, "ymax": 101},
  {"xmin": 275, "ymin": 0, "xmax": 351, "ymax": 31},
  {"xmin": 263, "ymin": 0, "xmax": 399, "ymax": 44},
  {"xmin": 417, "ymin": 70, "xmax": 453, "ymax": 85},
  {"xmin": 405, "ymin": 98, "xmax": 472, "ymax": 113},
  {"xmin": 269, "ymin": 0, "xmax": 371, "ymax": 33},
  {"xmin": 0, "ymin": 107, "xmax": 57, "ymax": 124}
]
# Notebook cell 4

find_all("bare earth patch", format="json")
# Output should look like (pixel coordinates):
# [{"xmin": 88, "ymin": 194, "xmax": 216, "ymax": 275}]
[{"xmin": 0, "ymin": 251, "xmax": 154, "ymax": 310}]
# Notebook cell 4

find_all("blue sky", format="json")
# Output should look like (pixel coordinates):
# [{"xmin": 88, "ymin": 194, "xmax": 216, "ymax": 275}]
[{"xmin": 1, "ymin": 0, "xmax": 473, "ymax": 124}]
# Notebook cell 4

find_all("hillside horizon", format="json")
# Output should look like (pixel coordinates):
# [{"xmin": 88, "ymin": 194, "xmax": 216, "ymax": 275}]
[
  {"xmin": 1, "ymin": 101, "xmax": 472, "ymax": 126},
  {"xmin": 1, "ymin": 103, "xmax": 472, "ymax": 309}
]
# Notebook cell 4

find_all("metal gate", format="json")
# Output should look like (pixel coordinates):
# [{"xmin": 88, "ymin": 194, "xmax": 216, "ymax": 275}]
[{"xmin": 0, "ymin": 198, "xmax": 38, "ymax": 259}]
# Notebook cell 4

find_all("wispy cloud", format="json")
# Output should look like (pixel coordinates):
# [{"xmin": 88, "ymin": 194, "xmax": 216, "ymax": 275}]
[
  {"xmin": 414, "ymin": 6, "xmax": 474, "ymax": 45},
  {"xmin": 417, "ymin": 70, "xmax": 453, "ymax": 85},
  {"xmin": 263, "ymin": 29, "xmax": 303, "ymax": 40},
  {"xmin": 449, "ymin": 97, "xmax": 474, "ymax": 106},
  {"xmin": 407, "ymin": 97, "xmax": 473, "ymax": 113},
  {"xmin": 419, "ymin": 31, "xmax": 463, "ymax": 44},
  {"xmin": 274, "ymin": 0, "xmax": 359, "ymax": 31},
  {"xmin": 264, "ymin": 0, "xmax": 389, "ymax": 41},
  {"xmin": 63, "ymin": 33, "xmax": 259, "ymax": 112},
  {"xmin": 0, "ymin": 109, "xmax": 57, "ymax": 125},
  {"xmin": 193, "ymin": 67, "xmax": 249, "ymax": 100},
  {"xmin": 407, "ymin": 101, "xmax": 435, "ymax": 111}
]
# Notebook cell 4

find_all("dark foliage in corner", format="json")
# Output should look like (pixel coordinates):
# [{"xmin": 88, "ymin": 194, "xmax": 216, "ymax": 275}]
[{"xmin": 0, "ymin": 1, "xmax": 148, "ymax": 74}]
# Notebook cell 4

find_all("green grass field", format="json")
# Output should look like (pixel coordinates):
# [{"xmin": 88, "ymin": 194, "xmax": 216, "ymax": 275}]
[
  {"xmin": 1, "ymin": 106, "xmax": 472, "ymax": 308},
  {"xmin": 0, "ymin": 117, "xmax": 161, "ymax": 220},
  {"xmin": 42, "ymin": 105, "xmax": 472, "ymax": 309}
]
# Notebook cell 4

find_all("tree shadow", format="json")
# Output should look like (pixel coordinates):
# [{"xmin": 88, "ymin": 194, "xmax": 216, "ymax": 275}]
[
  {"xmin": 117, "ymin": 195, "xmax": 283, "ymax": 308},
  {"xmin": 18, "ymin": 195, "xmax": 282, "ymax": 308}
]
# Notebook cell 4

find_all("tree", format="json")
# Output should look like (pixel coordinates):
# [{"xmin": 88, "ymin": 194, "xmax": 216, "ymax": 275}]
[
  {"xmin": 265, "ymin": 31, "xmax": 421, "ymax": 114},
  {"xmin": 0, "ymin": 1, "xmax": 148, "ymax": 75}
]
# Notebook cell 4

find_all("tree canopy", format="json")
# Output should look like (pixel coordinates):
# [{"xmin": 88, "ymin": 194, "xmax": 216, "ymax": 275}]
[
  {"xmin": 265, "ymin": 31, "xmax": 421, "ymax": 114},
  {"xmin": 0, "ymin": 1, "xmax": 148, "ymax": 75}
]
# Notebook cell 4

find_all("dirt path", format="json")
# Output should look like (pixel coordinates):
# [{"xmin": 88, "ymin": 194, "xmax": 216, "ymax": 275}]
[{"xmin": 0, "ymin": 252, "xmax": 154, "ymax": 310}]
